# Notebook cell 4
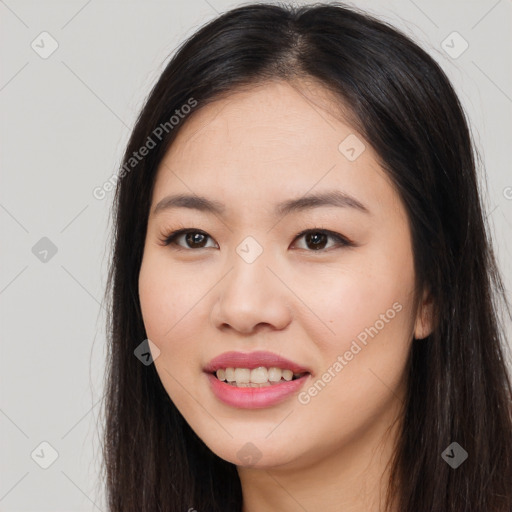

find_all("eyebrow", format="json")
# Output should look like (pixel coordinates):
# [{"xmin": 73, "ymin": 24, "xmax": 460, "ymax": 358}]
[{"xmin": 151, "ymin": 190, "xmax": 370, "ymax": 217}]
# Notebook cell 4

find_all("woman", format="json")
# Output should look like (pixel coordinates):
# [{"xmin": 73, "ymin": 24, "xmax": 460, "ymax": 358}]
[{"xmin": 102, "ymin": 3, "xmax": 512, "ymax": 511}]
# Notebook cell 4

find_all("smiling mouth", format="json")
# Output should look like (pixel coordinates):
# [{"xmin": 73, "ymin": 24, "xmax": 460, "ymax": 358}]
[{"xmin": 212, "ymin": 367, "xmax": 309, "ymax": 387}]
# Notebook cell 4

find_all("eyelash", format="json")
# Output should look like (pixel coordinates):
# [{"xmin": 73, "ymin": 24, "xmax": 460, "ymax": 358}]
[{"xmin": 158, "ymin": 227, "xmax": 354, "ymax": 252}]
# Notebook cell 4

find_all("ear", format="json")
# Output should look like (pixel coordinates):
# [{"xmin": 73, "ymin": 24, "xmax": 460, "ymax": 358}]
[{"xmin": 414, "ymin": 287, "xmax": 434, "ymax": 340}]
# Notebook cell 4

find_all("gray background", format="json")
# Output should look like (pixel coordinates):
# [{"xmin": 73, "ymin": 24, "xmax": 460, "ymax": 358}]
[{"xmin": 1, "ymin": 0, "xmax": 511, "ymax": 510}]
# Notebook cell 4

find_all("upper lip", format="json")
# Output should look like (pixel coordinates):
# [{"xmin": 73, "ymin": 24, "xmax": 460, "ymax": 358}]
[{"xmin": 204, "ymin": 351, "xmax": 311, "ymax": 374}]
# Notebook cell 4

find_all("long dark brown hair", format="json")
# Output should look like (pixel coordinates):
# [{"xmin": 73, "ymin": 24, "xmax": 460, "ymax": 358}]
[{"xmin": 101, "ymin": 3, "xmax": 512, "ymax": 510}]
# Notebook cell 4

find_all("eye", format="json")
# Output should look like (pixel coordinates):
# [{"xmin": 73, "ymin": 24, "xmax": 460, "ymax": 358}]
[
  {"xmin": 291, "ymin": 229, "xmax": 353, "ymax": 252},
  {"xmin": 160, "ymin": 228, "xmax": 218, "ymax": 250}
]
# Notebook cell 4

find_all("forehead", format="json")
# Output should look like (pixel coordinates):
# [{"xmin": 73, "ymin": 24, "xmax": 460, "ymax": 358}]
[
  {"xmin": 162, "ymin": 80, "xmax": 355, "ymax": 170},
  {"xmin": 152, "ymin": 80, "xmax": 397, "ymax": 216}
]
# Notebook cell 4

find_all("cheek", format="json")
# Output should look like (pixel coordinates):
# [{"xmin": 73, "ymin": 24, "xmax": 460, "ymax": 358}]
[
  {"xmin": 295, "ymin": 234, "xmax": 416, "ymax": 383},
  {"xmin": 138, "ymin": 251, "xmax": 207, "ymax": 341},
  {"xmin": 138, "ymin": 249, "xmax": 213, "ymax": 376},
  {"xmin": 332, "ymin": 277, "xmax": 410, "ymax": 348},
  {"xmin": 294, "ymin": 280, "xmax": 412, "ymax": 445},
  {"xmin": 306, "ymin": 251, "xmax": 415, "ymax": 408},
  {"xmin": 296, "ymin": 264, "xmax": 413, "ymax": 354},
  {"xmin": 138, "ymin": 254, "xmax": 203, "ymax": 415},
  {"xmin": 336, "ymin": 229, "xmax": 415, "ymax": 343}
]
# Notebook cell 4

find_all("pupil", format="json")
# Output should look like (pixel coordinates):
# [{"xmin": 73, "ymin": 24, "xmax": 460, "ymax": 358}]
[
  {"xmin": 186, "ymin": 232, "xmax": 206, "ymax": 248},
  {"xmin": 306, "ymin": 232, "xmax": 327, "ymax": 250}
]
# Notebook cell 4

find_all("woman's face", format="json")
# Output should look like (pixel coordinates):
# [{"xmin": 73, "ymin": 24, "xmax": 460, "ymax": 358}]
[{"xmin": 138, "ymin": 79, "xmax": 431, "ymax": 470}]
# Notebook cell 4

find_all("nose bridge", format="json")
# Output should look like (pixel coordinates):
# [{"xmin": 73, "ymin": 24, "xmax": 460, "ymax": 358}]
[
  {"xmin": 212, "ymin": 235, "xmax": 292, "ymax": 332},
  {"xmin": 225, "ymin": 235, "xmax": 276, "ymax": 300}
]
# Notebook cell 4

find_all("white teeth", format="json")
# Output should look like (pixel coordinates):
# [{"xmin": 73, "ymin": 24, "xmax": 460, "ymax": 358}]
[
  {"xmin": 250, "ymin": 367, "xmax": 268, "ymax": 384},
  {"xmin": 214, "ymin": 366, "xmax": 306, "ymax": 386},
  {"xmin": 234, "ymin": 368, "xmax": 251, "ymax": 383},
  {"xmin": 268, "ymin": 367, "xmax": 282, "ymax": 382},
  {"xmin": 282, "ymin": 369, "xmax": 293, "ymax": 381}
]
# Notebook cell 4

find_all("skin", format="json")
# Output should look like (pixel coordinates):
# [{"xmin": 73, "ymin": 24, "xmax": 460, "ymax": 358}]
[{"xmin": 138, "ymin": 79, "xmax": 433, "ymax": 512}]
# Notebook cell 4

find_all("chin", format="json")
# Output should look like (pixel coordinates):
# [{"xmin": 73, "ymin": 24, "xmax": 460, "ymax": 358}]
[{"xmin": 197, "ymin": 434, "xmax": 302, "ymax": 469}]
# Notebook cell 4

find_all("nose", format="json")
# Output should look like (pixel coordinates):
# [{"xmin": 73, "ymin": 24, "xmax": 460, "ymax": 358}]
[{"xmin": 210, "ymin": 251, "xmax": 293, "ymax": 335}]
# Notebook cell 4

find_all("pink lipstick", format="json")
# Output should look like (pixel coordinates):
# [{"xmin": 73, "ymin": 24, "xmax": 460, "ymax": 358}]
[{"xmin": 204, "ymin": 351, "xmax": 311, "ymax": 409}]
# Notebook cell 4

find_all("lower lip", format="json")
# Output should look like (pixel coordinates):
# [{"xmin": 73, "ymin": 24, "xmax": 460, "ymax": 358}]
[{"xmin": 206, "ymin": 373, "xmax": 310, "ymax": 409}]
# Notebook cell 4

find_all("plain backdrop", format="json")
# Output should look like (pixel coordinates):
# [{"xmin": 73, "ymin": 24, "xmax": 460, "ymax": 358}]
[{"xmin": 1, "ymin": 0, "xmax": 511, "ymax": 510}]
